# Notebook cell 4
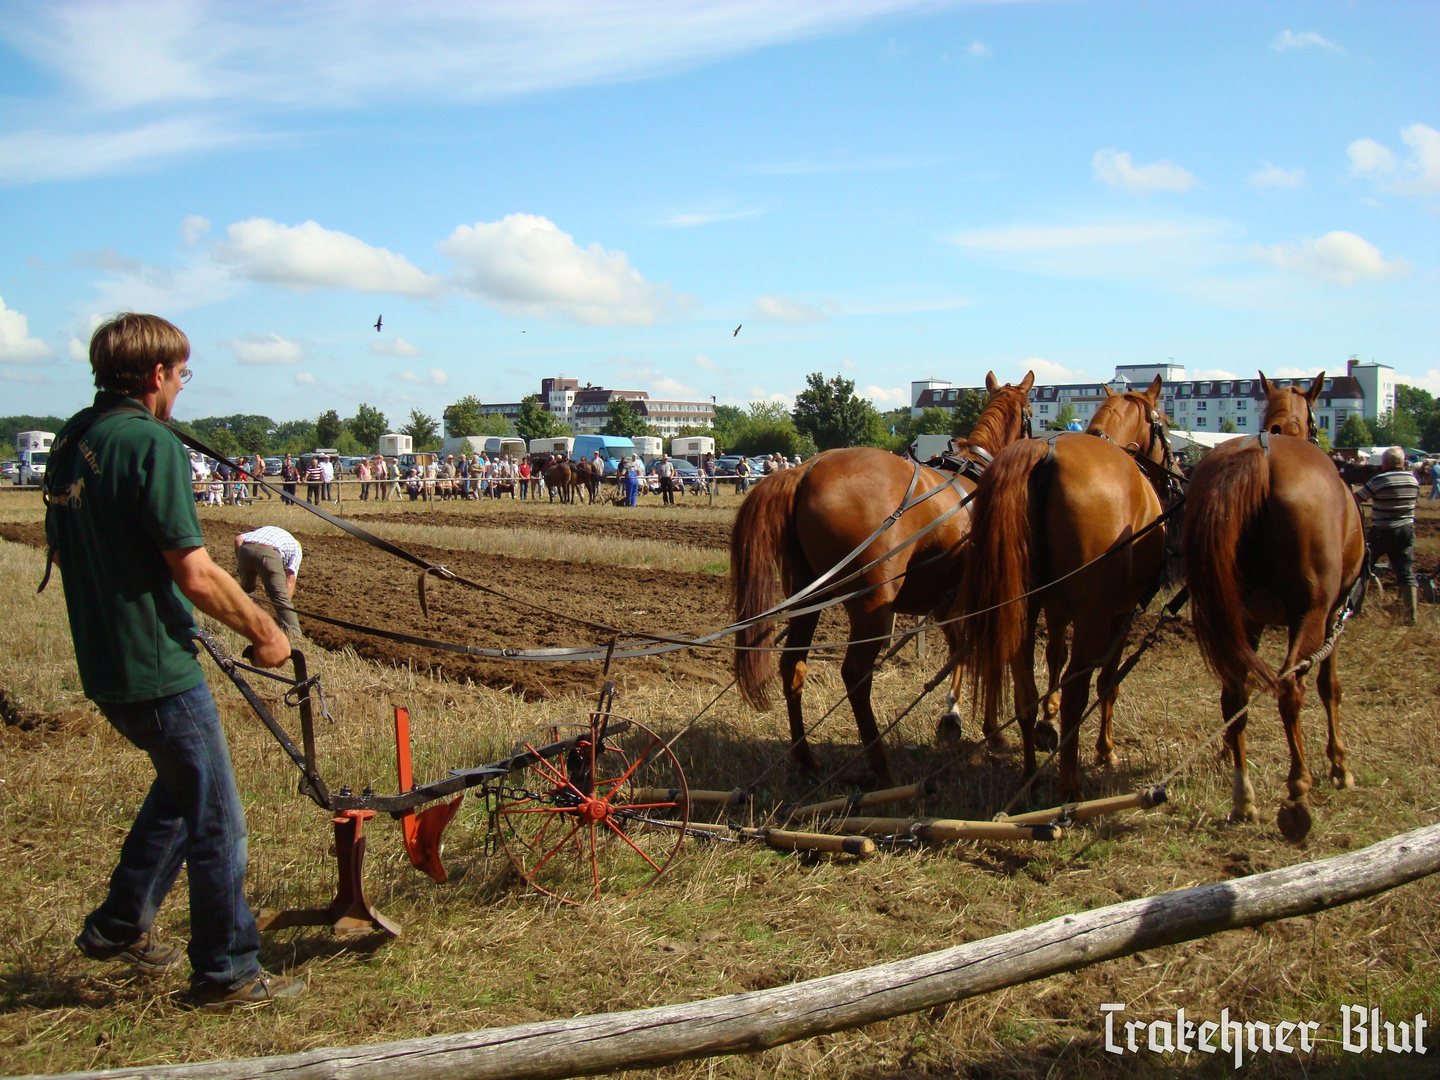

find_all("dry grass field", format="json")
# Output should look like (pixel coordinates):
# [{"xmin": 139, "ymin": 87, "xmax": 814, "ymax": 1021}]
[{"xmin": 0, "ymin": 488, "xmax": 1437, "ymax": 1078}]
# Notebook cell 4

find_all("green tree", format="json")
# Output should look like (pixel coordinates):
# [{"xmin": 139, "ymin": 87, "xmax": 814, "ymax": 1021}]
[
  {"xmin": 909, "ymin": 407, "xmax": 954, "ymax": 437},
  {"xmin": 402, "ymin": 408, "xmax": 441, "ymax": 450},
  {"xmin": 271, "ymin": 419, "xmax": 317, "ymax": 455},
  {"xmin": 0, "ymin": 415, "xmax": 68, "ymax": 449},
  {"xmin": 727, "ymin": 401, "xmax": 815, "ymax": 458},
  {"xmin": 315, "ymin": 409, "xmax": 345, "ymax": 446},
  {"xmin": 236, "ymin": 420, "xmax": 269, "ymax": 455},
  {"xmin": 442, "ymin": 395, "xmax": 488, "ymax": 437},
  {"xmin": 1336, "ymin": 414, "xmax": 1374, "ymax": 447},
  {"xmin": 515, "ymin": 395, "xmax": 569, "ymax": 443},
  {"xmin": 1219, "ymin": 417, "xmax": 1237, "ymax": 434},
  {"xmin": 792, "ymin": 372, "xmax": 885, "ymax": 450},
  {"xmin": 1395, "ymin": 384, "xmax": 1440, "ymax": 452},
  {"xmin": 600, "ymin": 397, "xmax": 655, "ymax": 438},
  {"xmin": 949, "ymin": 392, "xmax": 989, "ymax": 439},
  {"xmin": 207, "ymin": 425, "xmax": 240, "ymax": 460},
  {"xmin": 711, "ymin": 404, "xmax": 745, "ymax": 452},
  {"xmin": 1046, "ymin": 403, "xmax": 1079, "ymax": 432},
  {"xmin": 1373, "ymin": 408, "xmax": 1419, "ymax": 449},
  {"xmin": 349, "ymin": 403, "xmax": 389, "ymax": 449}
]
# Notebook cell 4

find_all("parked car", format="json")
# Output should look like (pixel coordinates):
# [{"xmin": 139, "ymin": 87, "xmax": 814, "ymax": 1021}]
[
  {"xmin": 0, "ymin": 460, "xmax": 17, "ymax": 482},
  {"xmin": 714, "ymin": 455, "xmax": 744, "ymax": 476}
]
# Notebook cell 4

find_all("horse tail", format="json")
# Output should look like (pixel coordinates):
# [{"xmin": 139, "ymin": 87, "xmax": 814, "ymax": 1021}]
[
  {"xmin": 730, "ymin": 468, "xmax": 811, "ymax": 709},
  {"xmin": 1184, "ymin": 444, "xmax": 1277, "ymax": 691},
  {"xmin": 954, "ymin": 440, "xmax": 1053, "ymax": 733}
]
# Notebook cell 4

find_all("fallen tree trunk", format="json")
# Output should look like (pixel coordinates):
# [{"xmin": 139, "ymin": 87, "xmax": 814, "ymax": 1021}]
[{"xmin": 30, "ymin": 822, "xmax": 1440, "ymax": 1080}]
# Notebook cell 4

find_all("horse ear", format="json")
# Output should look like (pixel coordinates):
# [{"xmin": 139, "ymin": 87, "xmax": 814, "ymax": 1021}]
[
  {"xmin": 1259, "ymin": 371, "xmax": 1273, "ymax": 396},
  {"xmin": 984, "ymin": 371, "xmax": 1000, "ymax": 394},
  {"xmin": 1103, "ymin": 385, "xmax": 1118, "ymax": 398},
  {"xmin": 1308, "ymin": 371, "xmax": 1326, "ymax": 402},
  {"xmin": 1146, "ymin": 374, "xmax": 1163, "ymax": 402},
  {"xmin": 1018, "ymin": 370, "xmax": 1035, "ymax": 392}
]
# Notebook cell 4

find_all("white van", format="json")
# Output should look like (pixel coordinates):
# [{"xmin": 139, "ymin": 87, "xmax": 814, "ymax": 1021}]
[{"xmin": 443, "ymin": 435, "xmax": 527, "ymax": 462}]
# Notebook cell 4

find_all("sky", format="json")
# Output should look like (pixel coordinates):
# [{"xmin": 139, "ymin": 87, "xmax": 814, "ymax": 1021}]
[{"xmin": 1, "ymin": 0, "xmax": 1437, "ymax": 429}]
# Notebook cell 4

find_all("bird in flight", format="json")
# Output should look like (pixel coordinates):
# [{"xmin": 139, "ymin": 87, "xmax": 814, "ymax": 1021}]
[
  {"xmin": 733, "ymin": 324, "xmax": 742, "ymax": 337},
  {"xmin": 374, "ymin": 315, "xmax": 383, "ymax": 332}
]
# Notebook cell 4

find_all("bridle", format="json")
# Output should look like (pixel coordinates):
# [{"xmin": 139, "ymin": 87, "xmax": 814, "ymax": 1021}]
[
  {"xmin": 941, "ymin": 391, "xmax": 1034, "ymax": 482},
  {"xmin": 1266, "ymin": 389, "xmax": 1319, "ymax": 443}
]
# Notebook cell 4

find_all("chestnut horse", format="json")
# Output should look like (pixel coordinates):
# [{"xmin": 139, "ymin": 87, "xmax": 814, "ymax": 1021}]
[
  {"xmin": 731, "ymin": 372, "xmax": 1035, "ymax": 787},
  {"xmin": 953, "ymin": 377, "xmax": 1170, "ymax": 799},
  {"xmin": 1260, "ymin": 371, "xmax": 1324, "ymax": 439},
  {"xmin": 1182, "ymin": 373, "xmax": 1364, "ymax": 841}
]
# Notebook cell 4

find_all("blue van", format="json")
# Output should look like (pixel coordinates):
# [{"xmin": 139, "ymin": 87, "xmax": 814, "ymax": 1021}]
[{"xmin": 570, "ymin": 434, "xmax": 637, "ymax": 476}]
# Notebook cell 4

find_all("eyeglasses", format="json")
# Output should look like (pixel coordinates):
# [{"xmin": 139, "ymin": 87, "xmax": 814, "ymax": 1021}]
[{"xmin": 174, "ymin": 366, "xmax": 193, "ymax": 384}]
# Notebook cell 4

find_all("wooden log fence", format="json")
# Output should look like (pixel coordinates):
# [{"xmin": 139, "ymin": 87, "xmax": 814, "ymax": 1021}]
[{"xmin": 26, "ymin": 821, "xmax": 1440, "ymax": 1080}]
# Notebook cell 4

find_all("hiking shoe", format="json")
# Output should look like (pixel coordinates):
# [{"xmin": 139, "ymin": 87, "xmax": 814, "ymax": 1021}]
[
  {"xmin": 74, "ymin": 930, "xmax": 183, "ymax": 974},
  {"xmin": 189, "ymin": 972, "xmax": 306, "ymax": 1012}
]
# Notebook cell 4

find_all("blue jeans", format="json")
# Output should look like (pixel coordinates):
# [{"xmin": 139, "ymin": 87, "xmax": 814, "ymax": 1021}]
[
  {"xmin": 84, "ymin": 681, "xmax": 261, "ymax": 991},
  {"xmin": 625, "ymin": 478, "xmax": 639, "ymax": 506}
]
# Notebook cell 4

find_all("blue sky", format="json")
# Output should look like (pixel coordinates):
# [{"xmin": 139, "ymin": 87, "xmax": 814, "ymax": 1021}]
[{"xmin": 1, "ymin": 1, "xmax": 1437, "ymax": 427}]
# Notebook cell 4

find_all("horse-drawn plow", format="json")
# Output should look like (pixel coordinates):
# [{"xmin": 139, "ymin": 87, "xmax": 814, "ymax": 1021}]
[{"xmin": 164, "ymin": 370, "xmax": 1410, "ymax": 939}]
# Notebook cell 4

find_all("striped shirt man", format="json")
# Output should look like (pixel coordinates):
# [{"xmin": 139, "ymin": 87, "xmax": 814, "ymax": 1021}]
[{"xmin": 1358, "ymin": 469, "xmax": 1420, "ymax": 529}]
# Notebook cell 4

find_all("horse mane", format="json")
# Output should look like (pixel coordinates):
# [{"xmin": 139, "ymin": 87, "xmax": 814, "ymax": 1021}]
[{"xmin": 958, "ymin": 385, "xmax": 1027, "ymax": 454}]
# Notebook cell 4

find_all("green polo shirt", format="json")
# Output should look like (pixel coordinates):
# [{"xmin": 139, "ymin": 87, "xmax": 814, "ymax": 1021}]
[{"xmin": 45, "ymin": 392, "xmax": 206, "ymax": 704}]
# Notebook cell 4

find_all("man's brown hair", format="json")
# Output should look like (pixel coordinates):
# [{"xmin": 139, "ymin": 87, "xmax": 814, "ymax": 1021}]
[{"xmin": 89, "ymin": 313, "xmax": 189, "ymax": 395}]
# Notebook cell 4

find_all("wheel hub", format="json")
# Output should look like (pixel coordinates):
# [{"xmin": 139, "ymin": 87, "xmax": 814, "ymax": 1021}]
[{"xmin": 576, "ymin": 796, "xmax": 610, "ymax": 824}]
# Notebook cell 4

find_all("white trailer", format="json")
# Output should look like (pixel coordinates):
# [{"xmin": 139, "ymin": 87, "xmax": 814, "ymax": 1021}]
[
  {"xmin": 16, "ymin": 430, "xmax": 55, "ymax": 486},
  {"xmin": 669, "ymin": 435, "xmax": 715, "ymax": 464},
  {"xmin": 378, "ymin": 433, "xmax": 412, "ymax": 457},
  {"xmin": 528, "ymin": 436, "xmax": 574, "ymax": 458},
  {"xmin": 633, "ymin": 436, "xmax": 663, "ymax": 462},
  {"xmin": 910, "ymin": 434, "xmax": 953, "ymax": 462}
]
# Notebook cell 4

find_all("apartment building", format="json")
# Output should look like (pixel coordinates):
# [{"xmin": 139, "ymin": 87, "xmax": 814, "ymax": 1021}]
[
  {"xmin": 912, "ymin": 358, "xmax": 1395, "ymax": 438},
  {"xmin": 458, "ymin": 376, "xmax": 715, "ymax": 436}
]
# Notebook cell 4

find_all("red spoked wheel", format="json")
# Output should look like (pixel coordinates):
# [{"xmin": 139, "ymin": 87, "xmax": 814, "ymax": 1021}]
[{"xmin": 495, "ymin": 716, "xmax": 688, "ymax": 904}]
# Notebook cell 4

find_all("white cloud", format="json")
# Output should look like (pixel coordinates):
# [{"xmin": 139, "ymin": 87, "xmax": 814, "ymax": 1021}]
[
  {"xmin": 74, "ymin": 247, "xmax": 236, "ymax": 313},
  {"xmin": 692, "ymin": 355, "xmax": 722, "ymax": 373},
  {"xmin": 951, "ymin": 221, "xmax": 1211, "ymax": 251},
  {"xmin": 1187, "ymin": 368, "xmax": 1241, "ymax": 380},
  {"xmin": 1348, "ymin": 124, "xmax": 1440, "ymax": 196},
  {"xmin": 1093, "ymin": 149, "xmax": 1198, "ymax": 194},
  {"xmin": 0, "ymin": 4, "xmax": 939, "ymax": 181},
  {"xmin": 217, "ymin": 219, "xmax": 444, "ymax": 297},
  {"xmin": 1249, "ymin": 230, "xmax": 1407, "ymax": 286},
  {"xmin": 369, "ymin": 336, "xmax": 420, "ymax": 357},
  {"xmin": 664, "ymin": 208, "xmax": 762, "ymax": 228},
  {"xmin": 396, "ymin": 367, "xmax": 449, "ymax": 386},
  {"xmin": 1272, "ymin": 30, "xmax": 1344, "ymax": 54},
  {"xmin": 0, "ymin": 296, "xmax": 54, "ymax": 364},
  {"xmin": 294, "ymin": 372, "xmax": 321, "ymax": 387},
  {"xmin": 1398, "ymin": 370, "xmax": 1440, "ymax": 395},
  {"xmin": 1023, "ymin": 357, "xmax": 1089, "ymax": 383},
  {"xmin": 1249, "ymin": 162, "xmax": 1305, "ymax": 191},
  {"xmin": 967, "ymin": 40, "xmax": 990, "ymax": 57},
  {"xmin": 439, "ymin": 214, "xmax": 672, "ymax": 325},
  {"xmin": 0, "ymin": 118, "xmax": 250, "ymax": 184},
  {"xmin": 1, "ymin": 368, "xmax": 47, "ymax": 384},
  {"xmin": 180, "ymin": 214, "xmax": 211, "ymax": 242},
  {"xmin": 67, "ymin": 336, "xmax": 87, "ymax": 362},
  {"xmin": 224, "ymin": 333, "xmax": 305, "ymax": 366},
  {"xmin": 863, "ymin": 385, "xmax": 908, "ymax": 406},
  {"xmin": 754, "ymin": 294, "xmax": 830, "ymax": 324}
]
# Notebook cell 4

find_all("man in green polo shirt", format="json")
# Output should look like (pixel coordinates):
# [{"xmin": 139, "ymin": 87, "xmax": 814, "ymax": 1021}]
[{"xmin": 45, "ymin": 313, "xmax": 305, "ymax": 1011}]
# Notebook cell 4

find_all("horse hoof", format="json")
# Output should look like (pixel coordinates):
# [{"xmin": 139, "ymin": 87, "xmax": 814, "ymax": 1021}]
[
  {"xmin": 1229, "ymin": 806, "xmax": 1261, "ymax": 826},
  {"xmin": 1095, "ymin": 752, "xmax": 1119, "ymax": 769},
  {"xmin": 935, "ymin": 715, "xmax": 963, "ymax": 750},
  {"xmin": 1034, "ymin": 722, "xmax": 1059, "ymax": 752},
  {"xmin": 1276, "ymin": 800, "xmax": 1312, "ymax": 843},
  {"xmin": 1332, "ymin": 769, "xmax": 1356, "ymax": 791}
]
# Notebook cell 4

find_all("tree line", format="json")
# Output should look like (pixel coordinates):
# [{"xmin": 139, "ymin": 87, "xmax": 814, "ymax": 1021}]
[{"xmin": 13, "ymin": 370, "xmax": 1435, "ymax": 463}]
